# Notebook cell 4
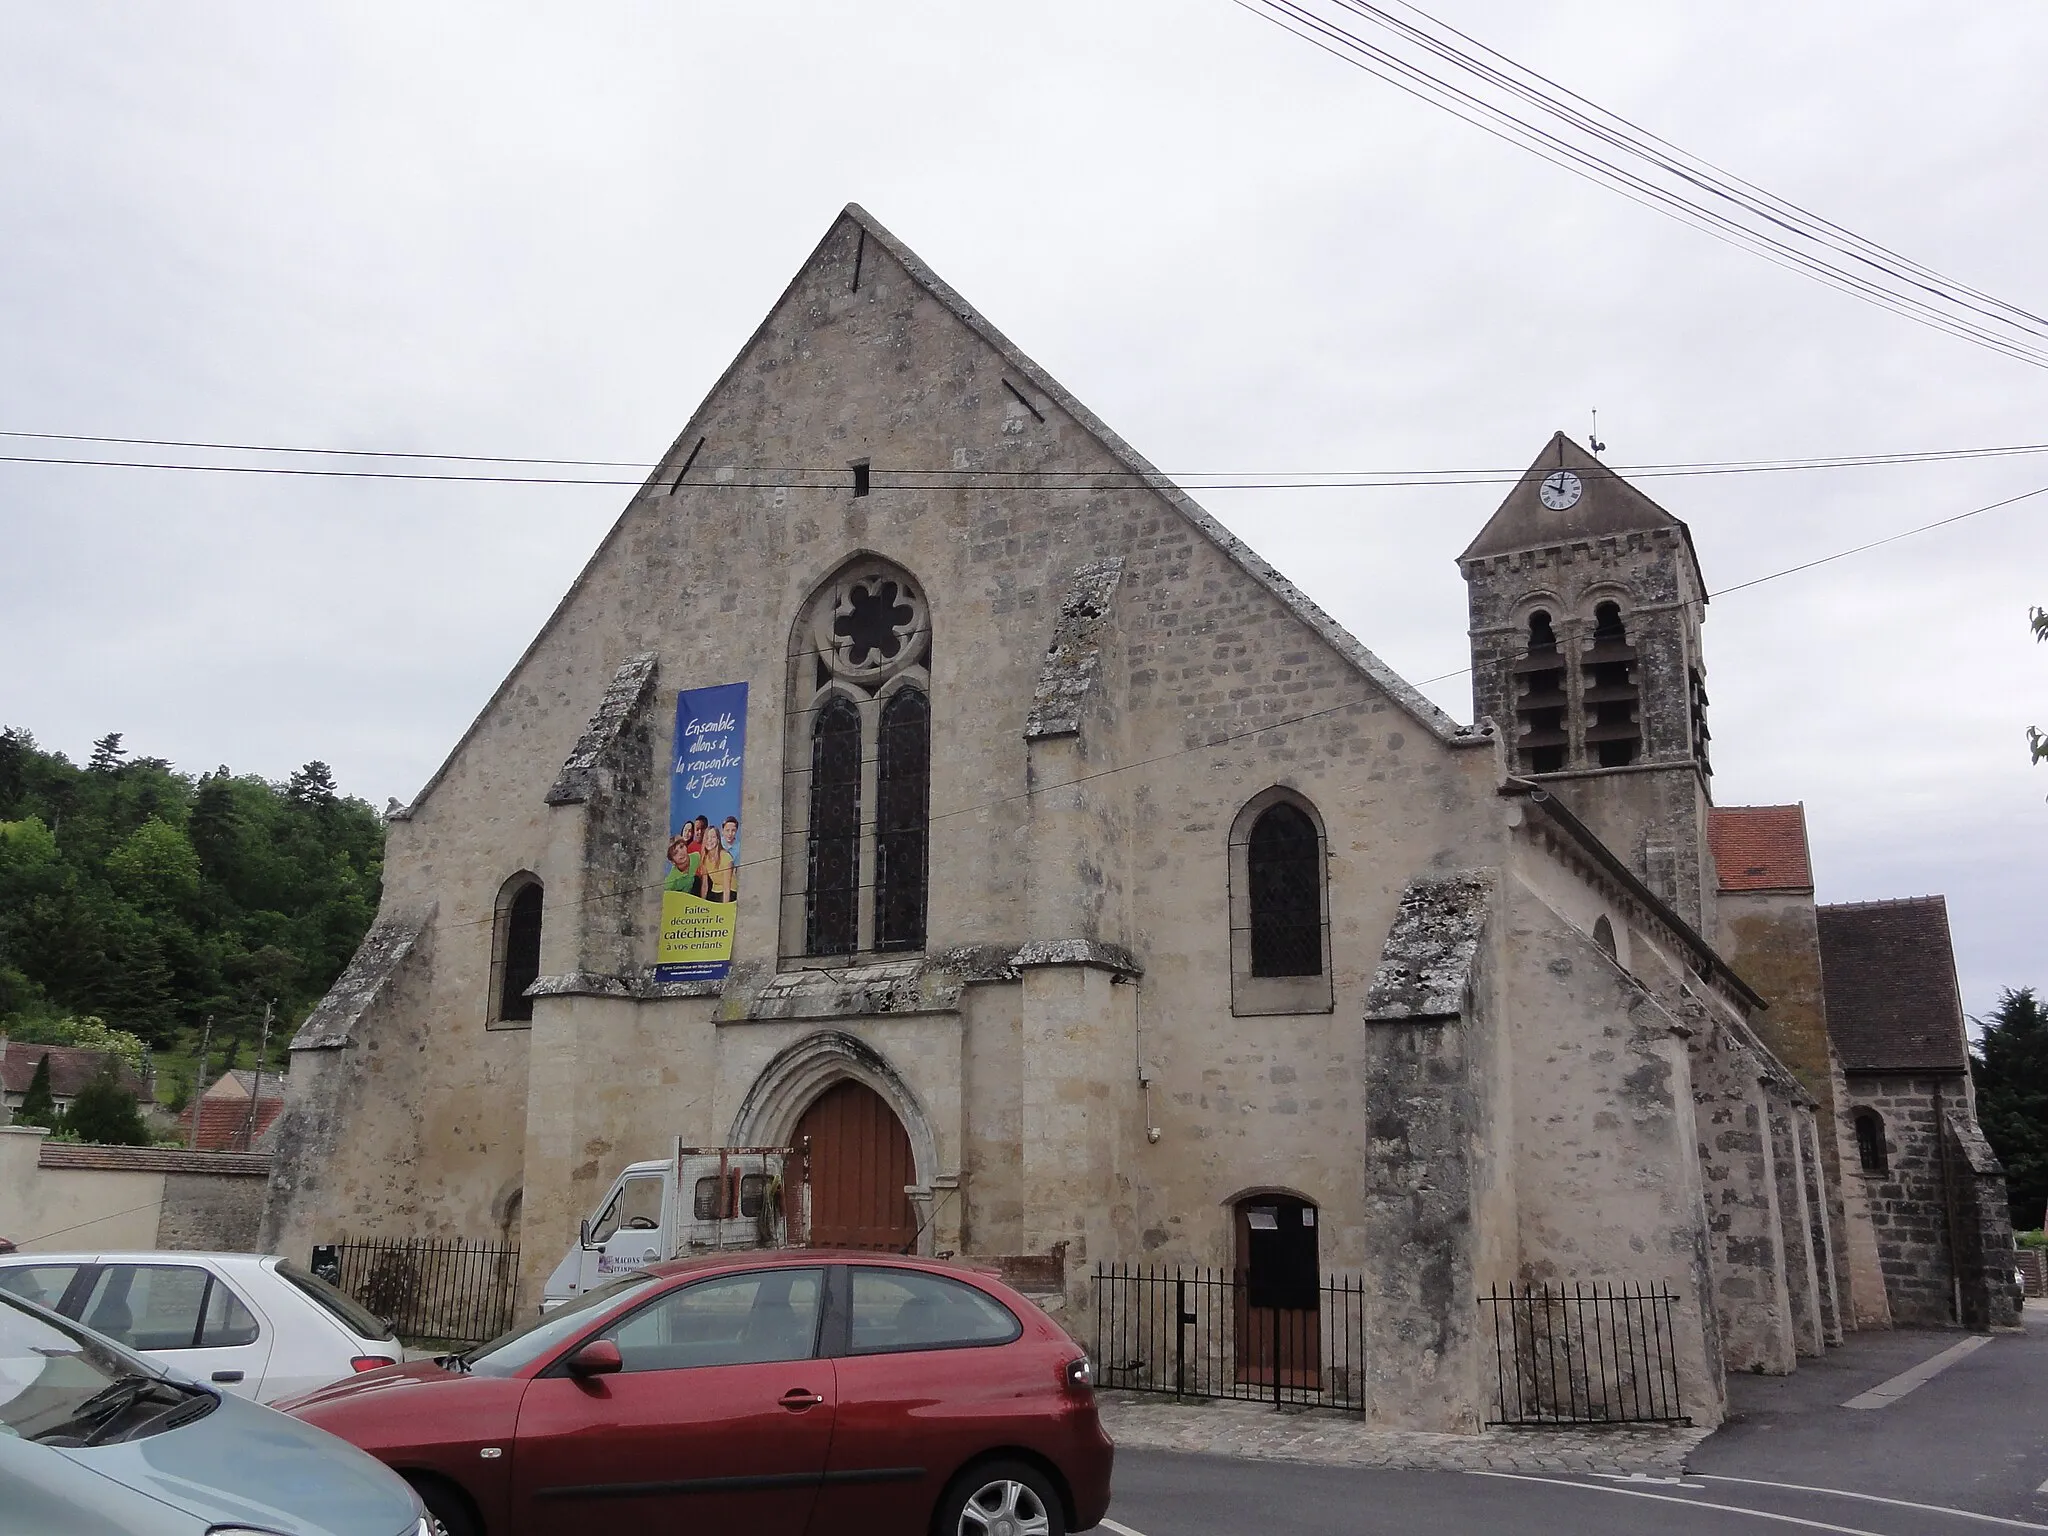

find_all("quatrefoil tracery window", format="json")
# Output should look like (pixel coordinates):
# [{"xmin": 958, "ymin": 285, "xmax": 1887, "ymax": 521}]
[{"xmin": 787, "ymin": 561, "xmax": 932, "ymax": 960}]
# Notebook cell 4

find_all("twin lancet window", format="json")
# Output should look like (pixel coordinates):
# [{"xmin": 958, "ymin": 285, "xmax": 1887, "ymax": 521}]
[
  {"xmin": 793, "ymin": 561, "xmax": 932, "ymax": 959},
  {"xmin": 1513, "ymin": 602, "xmax": 1642, "ymax": 774}
]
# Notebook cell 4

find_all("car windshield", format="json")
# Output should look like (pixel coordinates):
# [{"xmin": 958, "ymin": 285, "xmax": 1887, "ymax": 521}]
[
  {"xmin": 461, "ymin": 1274, "xmax": 660, "ymax": 1377},
  {"xmin": 275, "ymin": 1260, "xmax": 397, "ymax": 1342},
  {"xmin": 0, "ymin": 1292, "xmax": 205, "ymax": 1446}
]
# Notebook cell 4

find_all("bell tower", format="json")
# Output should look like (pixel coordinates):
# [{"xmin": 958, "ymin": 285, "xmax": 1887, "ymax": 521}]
[{"xmin": 1461, "ymin": 433, "xmax": 1716, "ymax": 926}]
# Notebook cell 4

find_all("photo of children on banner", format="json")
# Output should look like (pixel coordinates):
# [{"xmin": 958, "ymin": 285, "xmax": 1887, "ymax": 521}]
[{"xmin": 665, "ymin": 815, "xmax": 740, "ymax": 902}]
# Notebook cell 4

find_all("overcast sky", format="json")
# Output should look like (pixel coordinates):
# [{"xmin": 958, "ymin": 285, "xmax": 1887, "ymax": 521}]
[{"xmin": 3, "ymin": 2, "xmax": 2043, "ymax": 1016}]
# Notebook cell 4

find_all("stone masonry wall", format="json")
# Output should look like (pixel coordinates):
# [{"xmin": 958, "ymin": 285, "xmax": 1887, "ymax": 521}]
[
  {"xmin": 156, "ymin": 1169, "xmax": 268, "ymax": 1251},
  {"xmin": 1845, "ymin": 1072, "xmax": 1959, "ymax": 1326}
]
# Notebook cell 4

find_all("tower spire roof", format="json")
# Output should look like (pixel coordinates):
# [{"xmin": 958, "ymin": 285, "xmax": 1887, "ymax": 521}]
[{"xmin": 1460, "ymin": 432, "xmax": 1698, "ymax": 580}]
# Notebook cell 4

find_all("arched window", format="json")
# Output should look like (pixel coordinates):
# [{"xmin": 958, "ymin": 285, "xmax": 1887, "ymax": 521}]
[
  {"xmin": 490, "ymin": 874, "xmax": 543, "ymax": 1026},
  {"xmin": 1592, "ymin": 914, "xmax": 1617, "ymax": 958},
  {"xmin": 1229, "ymin": 790, "xmax": 1332, "ymax": 1016},
  {"xmin": 1514, "ymin": 609, "xmax": 1569, "ymax": 774},
  {"xmin": 874, "ymin": 687, "xmax": 930, "ymax": 952},
  {"xmin": 1854, "ymin": 1109, "xmax": 1888, "ymax": 1175},
  {"xmin": 805, "ymin": 695, "xmax": 862, "ymax": 956},
  {"xmin": 786, "ymin": 559, "xmax": 932, "ymax": 961},
  {"xmin": 1248, "ymin": 804, "xmax": 1323, "ymax": 978},
  {"xmin": 1583, "ymin": 600, "xmax": 1641, "ymax": 768}
]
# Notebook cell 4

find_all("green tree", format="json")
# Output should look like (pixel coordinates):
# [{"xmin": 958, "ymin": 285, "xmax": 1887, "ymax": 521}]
[
  {"xmin": 59, "ymin": 1062, "xmax": 151, "ymax": 1146},
  {"xmin": 14, "ymin": 1052, "xmax": 57, "ymax": 1129},
  {"xmin": 1972, "ymin": 986, "xmax": 2048, "ymax": 1230},
  {"xmin": 287, "ymin": 761, "xmax": 338, "ymax": 810},
  {"xmin": 105, "ymin": 818, "xmax": 203, "ymax": 911},
  {"xmin": 87, "ymin": 733, "xmax": 127, "ymax": 775}
]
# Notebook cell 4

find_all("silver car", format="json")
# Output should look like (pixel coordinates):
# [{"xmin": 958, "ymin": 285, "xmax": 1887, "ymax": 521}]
[{"xmin": 0, "ymin": 1288, "xmax": 426, "ymax": 1536}]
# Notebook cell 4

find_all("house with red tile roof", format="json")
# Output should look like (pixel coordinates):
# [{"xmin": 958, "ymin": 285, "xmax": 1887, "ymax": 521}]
[{"xmin": 179, "ymin": 1067, "xmax": 286, "ymax": 1152}]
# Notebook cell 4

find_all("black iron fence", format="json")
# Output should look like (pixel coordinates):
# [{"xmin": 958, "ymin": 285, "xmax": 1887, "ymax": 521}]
[
  {"xmin": 1482, "ymin": 1282, "xmax": 1689, "ymax": 1426},
  {"xmin": 315, "ymin": 1238, "xmax": 521, "ymax": 1347},
  {"xmin": 1093, "ymin": 1263, "xmax": 1368, "ymax": 1410}
]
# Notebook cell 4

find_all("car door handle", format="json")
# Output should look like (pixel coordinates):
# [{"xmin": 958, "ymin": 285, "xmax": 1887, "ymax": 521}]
[
  {"xmin": 778, "ymin": 1388, "xmax": 825, "ymax": 1412},
  {"xmin": 210, "ymin": 1370, "xmax": 244, "ymax": 1383}
]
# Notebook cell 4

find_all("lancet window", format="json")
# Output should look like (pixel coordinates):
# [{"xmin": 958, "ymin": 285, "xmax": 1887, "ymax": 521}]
[{"xmin": 1513, "ymin": 609, "xmax": 1569, "ymax": 774}]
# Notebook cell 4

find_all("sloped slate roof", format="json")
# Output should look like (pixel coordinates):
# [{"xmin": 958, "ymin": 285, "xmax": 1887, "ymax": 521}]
[
  {"xmin": 0, "ymin": 1044, "xmax": 151, "ymax": 1103},
  {"xmin": 1709, "ymin": 805, "xmax": 1814, "ymax": 892},
  {"xmin": 1817, "ymin": 896, "xmax": 1968, "ymax": 1072}
]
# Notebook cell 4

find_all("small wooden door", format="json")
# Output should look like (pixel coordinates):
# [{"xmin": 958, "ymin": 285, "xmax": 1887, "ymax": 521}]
[
  {"xmin": 795, "ymin": 1080, "xmax": 918, "ymax": 1251},
  {"xmin": 1234, "ymin": 1196, "xmax": 1321, "ymax": 1388}
]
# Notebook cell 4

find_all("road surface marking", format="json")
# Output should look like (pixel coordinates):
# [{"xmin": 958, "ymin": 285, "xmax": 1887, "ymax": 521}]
[
  {"xmin": 1697, "ymin": 1474, "xmax": 2048, "ymax": 1531},
  {"xmin": 1102, "ymin": 1520, "xmax": 1151, "ymax": 1536},
  {"xmin": 1842, "ymin": 1333, "xmax": 1992, "ymax": 1409},
  {"xmin": 1469, "ymin": 1469, "xmax": 1912, "ymax": 1535}
]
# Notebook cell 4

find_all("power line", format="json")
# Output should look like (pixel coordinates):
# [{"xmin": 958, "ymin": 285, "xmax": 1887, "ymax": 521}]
[
  {"xmin": 430, "ymin": 474, "xmax": 2048, "ymax": 936},
  {"xmin": 1235, "ymin": 0, "xmax": 2048, "ymax": 371},
  {"xmin": 5, "ymin": 439, "xmax": 2048, "ymax": 493}
]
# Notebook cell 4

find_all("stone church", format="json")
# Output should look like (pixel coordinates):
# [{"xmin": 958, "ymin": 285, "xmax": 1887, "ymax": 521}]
[{"xmin": 264, "ymin": 204, "xmax": 2015, "ymax": 1432}]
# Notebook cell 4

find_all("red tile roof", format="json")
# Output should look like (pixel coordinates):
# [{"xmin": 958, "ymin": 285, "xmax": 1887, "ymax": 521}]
[
  {"xmin": 1817, "ymin": 896, "xmax": 1969, "ymax": 1073},
  {"xmin": 0, "ymin": 1043, "xmax": 152, "ymax": 1104},
  {"xmin": 1709, "ymin": 805, "xmax": 1814, "ymax": 893},
  {"xmin": 178, "ymin": 1095, "xmax": 285, "ymax": 1152}
]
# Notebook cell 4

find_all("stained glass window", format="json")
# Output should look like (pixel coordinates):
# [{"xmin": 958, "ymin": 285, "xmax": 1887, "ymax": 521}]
[
  {"xmin": 805, "ymin": 694, "xmax": 862, "ymax": 956},
  {"xmin": 874, "ymin": 687, "xmax": 930, "ymax": 952},
  {"xmin": 1248, "ymin": 804, "xmax": 1322, "ymax": 978}
]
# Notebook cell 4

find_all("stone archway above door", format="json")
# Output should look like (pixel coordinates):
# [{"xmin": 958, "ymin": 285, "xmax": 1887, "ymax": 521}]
[{"xmin": 727, "ymin": 1029, "xmax": 941, "ymax": 1197}]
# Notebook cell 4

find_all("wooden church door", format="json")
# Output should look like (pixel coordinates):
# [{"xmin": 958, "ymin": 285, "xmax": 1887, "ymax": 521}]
[
  {"xmin": 794, "ymin": 1080, "xmax": 919, "ymax": 1251},
  {"xmin": 1234, "ymin": 1195, "xmax": 1321, "ymax": 1389}
]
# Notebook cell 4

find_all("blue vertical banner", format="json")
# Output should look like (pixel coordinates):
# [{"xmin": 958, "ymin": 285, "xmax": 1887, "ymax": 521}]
[{"xmin": 655, "ymin": 683, "xmax": 749, "ymax": 983}]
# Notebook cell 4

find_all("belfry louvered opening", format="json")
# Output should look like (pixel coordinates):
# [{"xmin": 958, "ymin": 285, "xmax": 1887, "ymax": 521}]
[
  {"xmin": 1514, "ymin": 610, "xmax": 1569, "ymax": 774},
  {"xmin": 1582, "ymin": 602, "xmax": 1640, "ymax": 767}
]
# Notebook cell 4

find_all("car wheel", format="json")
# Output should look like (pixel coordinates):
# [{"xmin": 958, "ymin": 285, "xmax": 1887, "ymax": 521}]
[
  {"xmin": 935, "ymin": 1459, "xmax": 1065, "ymax": 1536},
  {"xmin": 404, "ymin": 1475, "xmax": 479, "ymax": 1536}
]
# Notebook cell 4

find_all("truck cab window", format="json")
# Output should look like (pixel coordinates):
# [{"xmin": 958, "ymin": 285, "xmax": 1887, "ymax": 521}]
[{"xmin": 592, "ymin": 1177, "xmax": 665, "ymax": 1245}]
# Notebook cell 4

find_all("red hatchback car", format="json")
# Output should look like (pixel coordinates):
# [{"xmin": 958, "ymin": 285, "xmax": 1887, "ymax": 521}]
[{"xmin": 280, "ymin": 1250, "xmax": 1112, "ymax": 1536}]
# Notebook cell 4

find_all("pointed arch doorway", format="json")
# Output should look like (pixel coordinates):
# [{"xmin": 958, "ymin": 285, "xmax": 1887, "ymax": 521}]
[{"xmin": 795, "ymin": 1079, "xmax": 919, "ymax": 1251}]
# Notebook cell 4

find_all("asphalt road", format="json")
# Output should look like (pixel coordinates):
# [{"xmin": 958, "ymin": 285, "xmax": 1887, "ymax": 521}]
[{"xmin": 1101, "ymin": 1305, "xmax": 2048, "ymax": 1536}]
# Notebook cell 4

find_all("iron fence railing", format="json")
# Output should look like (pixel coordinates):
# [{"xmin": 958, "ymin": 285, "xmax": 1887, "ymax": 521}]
[
  {"xmin": 1482, "ymin": 1282, "xmax": 1689, "ymax": 1425},
  {"xmin": 1093, "ymin": 1262, "xmax": 1368, "ymax": 1411},
  {"xmin": 315, "ymin": 1238, "xmax": 521, "ymax": 1347}
]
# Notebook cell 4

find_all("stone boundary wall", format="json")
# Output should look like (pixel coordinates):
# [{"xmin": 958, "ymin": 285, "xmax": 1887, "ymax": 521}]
[{"xmin": 1, "ymin": 1127, "xmax": 272, "ymax": 1253}]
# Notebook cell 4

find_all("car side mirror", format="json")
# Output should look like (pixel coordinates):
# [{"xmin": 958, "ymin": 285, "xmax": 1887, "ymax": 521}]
[
  {"xmin": 567, "ymin": 1339, "xmax": 623, "ymax": 1377},
  {"xmin": 579, "ymin": 1217, "xmax": 594, "ymax": 1251}
]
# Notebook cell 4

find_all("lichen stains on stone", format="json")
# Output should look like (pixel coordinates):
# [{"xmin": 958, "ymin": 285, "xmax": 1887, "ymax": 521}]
[
  {"xmin": 1024, "ymin": 558, "xmax": 1125, "ymax": 739},
  {"xmin": 290, "ymin": 902, "xmax": 435, "ymax": 1050},
  {"xmin": 1365, "ymin": 870, "xmax": 1497, "ymax": 1022},
  {"xmin": 546, "ymin": 652, "xmax": 660, "ymax": 806}
]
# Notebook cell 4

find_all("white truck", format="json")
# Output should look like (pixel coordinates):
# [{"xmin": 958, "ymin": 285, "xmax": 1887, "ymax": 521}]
[{"xmin": 540, "ymin": 1142, "xmax": 797, "ymax": 1311}]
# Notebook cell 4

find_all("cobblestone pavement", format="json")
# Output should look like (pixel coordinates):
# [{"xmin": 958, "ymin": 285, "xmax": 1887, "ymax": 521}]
[{"xmin": 1098, "ymin": 1391, "xmax": 1712, "ymax": 1476}]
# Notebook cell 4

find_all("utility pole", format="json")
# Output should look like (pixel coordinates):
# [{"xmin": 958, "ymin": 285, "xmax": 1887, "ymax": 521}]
[
  {"xmin": 240, "ymin": 1001, "xmax": 273, "ymax": 1153},
  {"xmin": 187, "ymin": 1015, "xmax": 213, "ymax": 1152}
]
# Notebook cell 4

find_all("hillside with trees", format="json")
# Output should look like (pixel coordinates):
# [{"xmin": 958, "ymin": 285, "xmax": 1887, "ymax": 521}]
[{"xmin": 0, "ymin": 727, "xmax": 383, "ymax": 1057}]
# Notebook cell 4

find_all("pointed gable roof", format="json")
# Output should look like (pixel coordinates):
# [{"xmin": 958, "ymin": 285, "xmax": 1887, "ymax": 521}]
[
  {"xmin": 837, "ymin": 205, "xmax": 1477, "ymax": 745},
  {"xmin": 1460, "ymin": 433, "xmax": 1702, "ymax": 588},
  {"xmin": 397, "ymin": 204, "xmax": 1484, "ymax": 815}
]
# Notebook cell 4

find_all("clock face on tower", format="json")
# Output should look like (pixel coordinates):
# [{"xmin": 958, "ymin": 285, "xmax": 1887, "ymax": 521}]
[{"xmin": 1538, "ymin": 469, "xmax": 1583, "ymax": 510}]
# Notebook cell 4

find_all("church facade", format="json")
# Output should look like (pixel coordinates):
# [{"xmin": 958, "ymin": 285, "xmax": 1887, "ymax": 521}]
[{"xmin": 264, "ymin": 205, "xmax": 2013, "ymax": 1432}]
